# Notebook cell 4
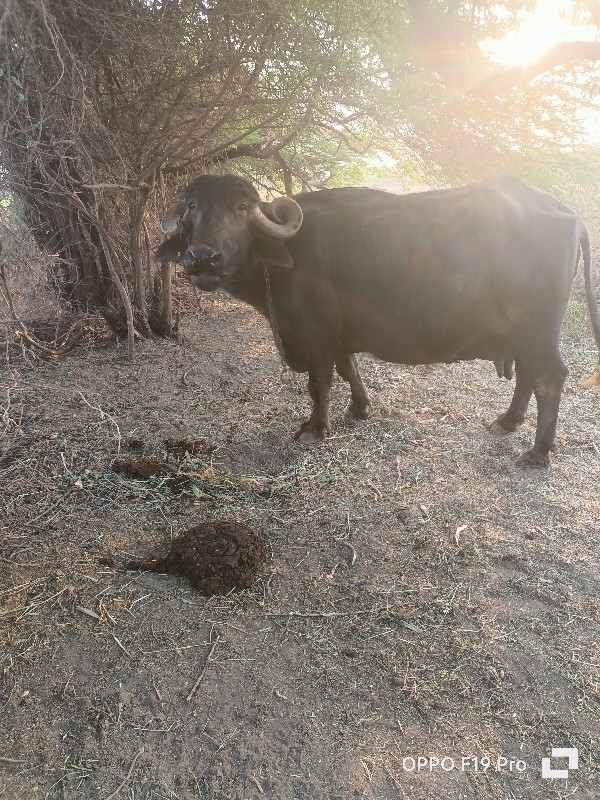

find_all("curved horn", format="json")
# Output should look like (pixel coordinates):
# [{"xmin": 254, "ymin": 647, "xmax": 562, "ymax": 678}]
[
  {"xmin": 160, "ymin": 200, "xmax": 187, "ymax": 235},
  {"xmin": 251, "ymin": 196, "xmax": 303, "ymax": 239}
]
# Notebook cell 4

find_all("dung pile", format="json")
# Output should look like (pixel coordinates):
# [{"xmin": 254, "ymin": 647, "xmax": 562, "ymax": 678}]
[{"xmin": 127, "ymin": 521, "xmax": 267, "ymax": 595}]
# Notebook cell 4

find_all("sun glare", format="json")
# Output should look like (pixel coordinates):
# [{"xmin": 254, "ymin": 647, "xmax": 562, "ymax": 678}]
[{"xmin": 484, "ymin": 1, "xmax": 595, "ymax": 67}]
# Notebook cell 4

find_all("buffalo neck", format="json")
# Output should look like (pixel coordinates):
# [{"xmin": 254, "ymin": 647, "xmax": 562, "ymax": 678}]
[{"xmin": 224, "ymin": 257, "xmax": 271, "ymax": 316}]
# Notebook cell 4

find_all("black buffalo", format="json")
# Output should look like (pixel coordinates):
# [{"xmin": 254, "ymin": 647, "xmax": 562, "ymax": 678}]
[{"xmin": 156, "ymin": 174, "xmax": 600, "ymax": 466}]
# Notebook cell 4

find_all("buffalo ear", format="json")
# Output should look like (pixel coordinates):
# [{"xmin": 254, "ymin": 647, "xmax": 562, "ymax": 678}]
[
  {"xmin": 153, "ymin": 234, "xmax": 187, "ymax": 263},
  {"xmin": 252, "ymin": 233, "xmax": 294, "ymax": 269}
]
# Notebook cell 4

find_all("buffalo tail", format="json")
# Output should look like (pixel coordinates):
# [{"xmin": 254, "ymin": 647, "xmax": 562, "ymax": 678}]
[{"xmin": 581, "ymin": 223, "xmax": 600, "ymax": 387}]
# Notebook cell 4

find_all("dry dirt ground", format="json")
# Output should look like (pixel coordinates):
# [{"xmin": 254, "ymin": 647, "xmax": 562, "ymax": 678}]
[{"xmin": 1, "ymin": 265, "xmax": 599, "ymax": 800}]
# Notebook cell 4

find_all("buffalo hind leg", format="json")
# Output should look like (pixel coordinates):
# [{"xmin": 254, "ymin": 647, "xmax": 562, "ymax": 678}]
[
  {"xmin": 294, "ymin": 360, "xmax": 334, "ymax": 443},
  {"xmin": 336, "ymin": 353, "xmax": 372, "ymax": 420},
  {"xmin": 517, "ymin": 352, "xmax": 568, "ymax": 466},
  {"xmin": 489, "ymin": 358, "xmax": 533, "ymax": 434}
]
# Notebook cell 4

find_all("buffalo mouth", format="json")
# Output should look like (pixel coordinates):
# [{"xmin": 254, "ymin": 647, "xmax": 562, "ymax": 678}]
[
  {"xmin": 186, "ymin": 271, "xmax": 223, "ymax": 291},
  {"xmin": 183, "ymin": 255, "xmax": 224, "ymax": 291}
]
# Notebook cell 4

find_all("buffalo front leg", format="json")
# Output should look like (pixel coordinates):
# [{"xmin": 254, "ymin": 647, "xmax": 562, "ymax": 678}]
[
  {"xmin": 294, "ymin": 360, "xmax": 334, "ymax": 444},
  {"xmin": 489, "ymin": 358, "xmax": 533, "ymax": 434},
  {"xmin": 335, "ymin": 353, "xmax": 371, "ymax": 420}
]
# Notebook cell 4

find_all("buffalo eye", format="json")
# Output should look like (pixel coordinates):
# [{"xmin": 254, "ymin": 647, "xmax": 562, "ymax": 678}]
[
  {"xmin": 237, "ymin": 202, "xmax": 249, "ymax": 213},
  {"xmin": 187, "ymin": 200, "xmax": 196, "ymax": 210}
]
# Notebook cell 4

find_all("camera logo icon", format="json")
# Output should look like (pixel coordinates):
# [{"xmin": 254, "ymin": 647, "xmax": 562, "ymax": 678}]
[{"xmin": 541, "ymin": 747, "xmax": 578, "ymax": 779}]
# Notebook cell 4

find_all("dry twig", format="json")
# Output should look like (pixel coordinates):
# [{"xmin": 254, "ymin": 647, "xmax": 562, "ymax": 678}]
[
  {"xmin": 186, "ymin": 629, "xmax": 221, "ymax": 702},
  {"xmin": 102, "ymin": 749, "xmax": 144, "ymax": 800},
  {"xmin": 78, "ymin": 391, "xmax": 122, "ymax": 455}
]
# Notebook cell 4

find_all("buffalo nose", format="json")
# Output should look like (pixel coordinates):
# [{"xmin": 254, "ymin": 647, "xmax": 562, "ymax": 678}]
[{"xmin": 185, "ymin": 246, "xmax": 222, "ymax": 269}]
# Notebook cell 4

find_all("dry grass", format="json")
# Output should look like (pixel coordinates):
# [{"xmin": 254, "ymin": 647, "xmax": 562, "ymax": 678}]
[{"xmin": 1, "ymin": 255, "xmax": 599, "ymax": 799}]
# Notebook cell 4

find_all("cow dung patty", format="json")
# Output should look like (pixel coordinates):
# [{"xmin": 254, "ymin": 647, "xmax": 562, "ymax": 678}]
[
  {"xmin": 113, "ymin": 458, "xmax": 165, "ymax": 480},
  {"xmin": 127, "ymin": 521, "xmax": 267, "ymax": 595}
]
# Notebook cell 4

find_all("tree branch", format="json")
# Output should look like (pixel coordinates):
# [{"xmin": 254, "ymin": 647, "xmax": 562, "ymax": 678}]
[
  {"xmin": 163, "ymin": 141, "xmax": 269, "ymax": 176},
  {"xmin": 273, "ymin": 151, "xmax": 293, "ymax": 195},
  {"xmin": 472, "ymin": 41, "xmax": 600, "ymax": 98}
]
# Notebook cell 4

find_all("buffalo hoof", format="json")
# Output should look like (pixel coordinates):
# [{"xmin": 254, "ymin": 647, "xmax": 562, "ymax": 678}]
[
  {"xmin": 516, "ymin": 448, "xmax": 549, "ymax": 467},
  {"xmin": 489, "ymin": 412, "xmax": 525, "ymax": 434},
  {"xmin": 293, "ymin": 423, "xmax": 329, "ymax": 444},
  {"xmin": 345, "ymin": 401, "xmax": 372, "ymax": 421}
]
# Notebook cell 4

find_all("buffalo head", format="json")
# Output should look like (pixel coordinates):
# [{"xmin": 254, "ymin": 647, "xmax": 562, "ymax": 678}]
[{"xmin": 156, "ymin": 174, "xmax": 303, "ymax": 291}]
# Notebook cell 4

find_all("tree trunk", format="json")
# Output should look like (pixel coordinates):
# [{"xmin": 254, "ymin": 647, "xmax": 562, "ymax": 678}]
[
  {"xmin": 159, "ymin": 260, "xmax": 173, "ymax": 337},
  {"xmin": 129, "ymin": 191, "xmax": 148, "ymax": 318}
]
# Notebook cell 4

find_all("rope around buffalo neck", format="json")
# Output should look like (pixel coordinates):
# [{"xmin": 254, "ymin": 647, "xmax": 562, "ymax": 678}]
[{"xmin": 264, "ymin": 266, "xmax": 288, "ymax": 372}]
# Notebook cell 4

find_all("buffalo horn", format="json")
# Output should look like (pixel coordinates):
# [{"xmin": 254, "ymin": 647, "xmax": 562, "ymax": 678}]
[
  {"xmin": 251, "ymin": 196, "xmax": 303, "ymax": 239},
  {"xmin": 160, "ymin": 200, "xmax": 187, "ymax": 235}
]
